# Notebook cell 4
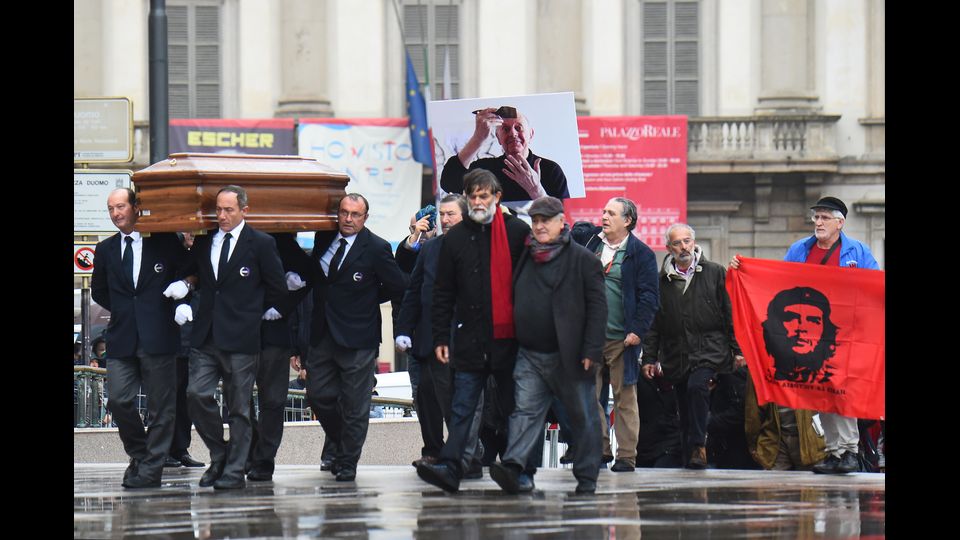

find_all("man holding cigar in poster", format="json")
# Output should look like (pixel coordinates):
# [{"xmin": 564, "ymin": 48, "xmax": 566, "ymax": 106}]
[{"xmin": 439, "ymin": 106, "xmax": 570, "ymax": 202}]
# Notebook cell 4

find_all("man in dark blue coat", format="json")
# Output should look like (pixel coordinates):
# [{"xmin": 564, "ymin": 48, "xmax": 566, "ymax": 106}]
[
  {"xmin": 306, "ymin": 194, "xmax": 408, "ymax": 482},
  {"xmin": 583, "ymin": 197, "xmax": 660, "ymax": 473},
  {"xmin": 178, "ymin": 185, "xmax": 288, "ymax": 490},
  {"xmin": 395, "ymin": 194, "xmax": 467, "ymax": 466},
  {"xmin": 91, "ymin": 188, "xmax": 191, "ymax": 488}
]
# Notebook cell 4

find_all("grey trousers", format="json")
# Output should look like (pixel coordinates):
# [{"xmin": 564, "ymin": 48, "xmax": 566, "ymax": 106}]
[{"xmin": 820, "ymin": 413, "xmax": 859, "ymax": 457}]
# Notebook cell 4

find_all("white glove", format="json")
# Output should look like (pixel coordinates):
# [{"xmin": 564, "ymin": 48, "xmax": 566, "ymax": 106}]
[
  {"xmin": 395, "ymin": 335, "xmax": 412, "ymax": 352},
  {"xmin": 163, "ymin": 280, "xmax": 190, "ymax": 300},
  {"xmin": 285, "ymin": 271, "xmax": 306, "ymax": 291},
  {"xmin": 174, "ymin": 304, "xmax": 193, "ymax": 325},
  {"xmin": 263, "ymin": 307, "xmax": 282, "ymax": 321}
]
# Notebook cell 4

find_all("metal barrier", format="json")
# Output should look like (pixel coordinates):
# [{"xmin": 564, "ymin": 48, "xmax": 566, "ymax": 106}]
[{"xmin": 74, "ymin": 366, "xmax": 415, "ymax": 428}]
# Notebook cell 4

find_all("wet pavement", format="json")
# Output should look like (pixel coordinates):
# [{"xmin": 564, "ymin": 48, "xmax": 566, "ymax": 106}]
[{"xmin": 74, "ymin": 464, "xmax": 884, "ymax": 538}]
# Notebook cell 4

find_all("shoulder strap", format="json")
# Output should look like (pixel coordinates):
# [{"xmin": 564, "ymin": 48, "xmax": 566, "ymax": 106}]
[{"xmin": 819, "ymin": 239, "xmax": 841, "ymax": 265}]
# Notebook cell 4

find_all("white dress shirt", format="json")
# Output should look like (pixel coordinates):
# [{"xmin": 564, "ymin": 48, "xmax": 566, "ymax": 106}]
[{"xmin": 211, "ymin": 221, "xmax": 245, "ymax": 280}]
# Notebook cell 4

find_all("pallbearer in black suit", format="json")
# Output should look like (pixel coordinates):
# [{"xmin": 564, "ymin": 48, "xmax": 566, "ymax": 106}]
[
  {"xmin": 177, "ymin": 185, "xmax": 287, "ymax": 490},
  {"xmin": 306, "ymin": 194, "xmax": 408, "ymax": 481},
  {"xmin": 246, "ymin": 233, "xmax": 314, "ymax": 482},
  {"xmin": 91, "ymin": 188, "xmax": 191, "ymax": 489}
]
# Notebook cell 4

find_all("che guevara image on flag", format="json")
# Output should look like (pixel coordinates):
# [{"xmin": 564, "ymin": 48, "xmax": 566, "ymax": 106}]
[{"xmin": 726, "ymin": 258, "xmax": 885, "ymax": 420}]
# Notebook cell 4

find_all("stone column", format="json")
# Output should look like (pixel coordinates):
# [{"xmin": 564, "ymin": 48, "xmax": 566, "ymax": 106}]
[
  {"xmin": 536, "ymin": 0, "xmax": 589, "ymax": 115},
  {"xmin": 756, "ymin": 0, "xmax": 819, "ymax": 114},
  {"xmin": 275, "ymin": 0, "xmax": 334, "ymax": 118}
]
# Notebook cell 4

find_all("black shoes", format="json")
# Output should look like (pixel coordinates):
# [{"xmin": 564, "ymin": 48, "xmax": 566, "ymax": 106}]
[
  {"xmin": 417, "ymin": 462, "xmax": 460, "ymax": 493},
  {"xmin": 335, "ymin": 469, "xmax": 357, "ymax": 482},
  {"xmin": 247, "ymin": 469, "xmax": 273, "ymax": 482},
  {"xmin": 213, "ymin": 476, "xmax": 245, "ymax": 490},
  {"xmin": 177, "ymin": 453, "xmax": 205, "ymax": 468},
  {"xmin": 836, "ymin": 451, "xmax": 859, "ymax": 473},
  {"xmin": 123, "ymin": 459, "xmax": 139, "ymax": 483},
  {"xmin": 687, "ymin": 446, "xmax": 708, "ymax": 469},
  {"xmin": 575, "ymin": 479, "xmax": 597, "ymax": 494},
  {"xmin": 164, "ymin": 456, "xmax": 182, "ymax": 468},
  {"xmin": 814, "ymin": 452, "xmax": 858, "ymax": 474},
  {"xmin": 463, "ymin": 459, "xmax": 483, "ymax": 480},
  {"xmin": 610, "ymin": 459, "xmax": 635, "ymax": 473},
  {"xmin": 601, "ymin": 454, "xmax": 614, "ymax": 464},
  {"xmin": 812, "ymin": 454, "xmax": 840, "ymax": 474},
  {"xmin": 489, "ymin": 462, "xmax": 535, "ymax": 494},
  {"xmin": 320, "ymin": 459, "xmax": 335, "ymax": 472},
  {"xmin": 199, "ymin": 461, "xmax": 225, "ymax": 487},
  {"xmin": 559, "ymin": 448, "xmax": 575, "ymax": 465},
  {"xmin": 412, "ymin": 455, "xmax": 439, "ymax": 468},
  {"xmin": 122, "ymin": 474, "xmax": 161, "ymax": 489}
]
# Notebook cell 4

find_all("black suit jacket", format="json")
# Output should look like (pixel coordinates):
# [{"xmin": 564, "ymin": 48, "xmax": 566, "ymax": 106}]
[
  {"xmin": 261, "ymin": 233, "xmax": 314, "ymax": 348},
  {"xmin": 91, "ymin": 232, "xmax": 189, "ymax": 358},
  {"xmin": 309, "ymin": 228, "xmax": 408, "ymax": 349},
  {"xmin": 188, "ymin": 224, "xmax": 287, "ymax": 354},
  {"xmin": 395, "ymin": 236, "xmax": 444, "ymax": 359}
]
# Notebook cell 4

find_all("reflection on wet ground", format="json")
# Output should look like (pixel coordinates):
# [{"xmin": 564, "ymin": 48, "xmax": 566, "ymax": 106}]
[{"xmin": 75, "ymin": 464, "xmax": 884, "ymax": 539}]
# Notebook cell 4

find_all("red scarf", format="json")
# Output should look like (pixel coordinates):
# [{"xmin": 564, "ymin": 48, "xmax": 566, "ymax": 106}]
[{"xmin": 490, "ymin": 204, "xmax": 515, "ymax": 339}]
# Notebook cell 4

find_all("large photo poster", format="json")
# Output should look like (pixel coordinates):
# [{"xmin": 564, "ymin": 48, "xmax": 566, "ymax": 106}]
[
  {"xmin": 298, "ymin": 118, "xmax": 423, "ymax": 248},
  {"xmin": 564, "ymin": 116, "xmax": 687, "ymax": 251},
  {"xmin": 427, "ymin": 92, "xmax": 585, "ymax": 208}
]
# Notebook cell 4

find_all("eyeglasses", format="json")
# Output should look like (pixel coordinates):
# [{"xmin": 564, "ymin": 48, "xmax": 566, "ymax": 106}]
[{"xmin": 811, "ymin": 214, "xmax": 839, "ymax": 223}]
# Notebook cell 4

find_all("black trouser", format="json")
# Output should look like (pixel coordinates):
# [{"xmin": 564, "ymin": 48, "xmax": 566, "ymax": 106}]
[
  {"xmin": 439, "ymin": 368, "xmax": 515, "ymax": 478},
  {"xmin": 676, "ymin": 366, "xmax": 716, "ymax": 460},
  {"xmin": 107, "ymin": 349, "xmax": 177, "ymax": 481},
  {"xmin": 169, "ymin": 355, "xmax": 193, "ymax": 458},
  {"xmin": 248, "ymin": 345, "xmax": 292, "ymax": 474},
  {"xmin": 414, "ymin": 353, "xmax": 452, "ymax": 458},
  {"xmin": 305, "ymin": 334, "xmax": 377, "ymax": 473},
  {"xmin": 187, "ymin": 338, "xmax": 259, "ymax": 484}
]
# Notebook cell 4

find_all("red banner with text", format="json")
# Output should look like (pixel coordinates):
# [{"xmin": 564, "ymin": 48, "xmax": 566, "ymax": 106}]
[{"xmin": 564, "ymin": 116, "xmax": 687, "ymax": 250}]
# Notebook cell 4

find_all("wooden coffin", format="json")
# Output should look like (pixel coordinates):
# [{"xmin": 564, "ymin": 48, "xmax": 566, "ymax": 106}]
[{"xmin": 132, "ymin": 153, "xmax": 349, "ymax": 234}]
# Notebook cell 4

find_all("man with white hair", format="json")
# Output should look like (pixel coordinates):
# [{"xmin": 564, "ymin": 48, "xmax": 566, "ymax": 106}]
[
  {"xmin": 642, "ymin": 223, "xmax": 743, "ymax": 469},
  {"xmin": 731, "ymin": 196, "xmax": 880, "ymax": 474},
  {"xmin": 439, "ymin": 105, "xmax": 569, "ymax": 202}
]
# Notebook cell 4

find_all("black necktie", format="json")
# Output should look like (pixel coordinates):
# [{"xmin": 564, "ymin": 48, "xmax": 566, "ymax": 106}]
[
  {"xmin": 122, "ymin": 236, "xmax": 134, "ymax": 286},
  {"xmin": 328, "ymin": 238, "xmax": 347, "ymax": 281},
  {"xmin": 218, "ymin": 232, "xmax": 232, "ymax": 281}
]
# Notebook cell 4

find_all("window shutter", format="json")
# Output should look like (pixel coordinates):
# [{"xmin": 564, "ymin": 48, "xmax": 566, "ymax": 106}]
[
  {"xmin": 168, "ymin": 6, "xmax": 190, "ymax": 119},
  {"xmin": 674, "ymin": 2, "xmax": 699, "ymax": 115},
  {"xmin": 167, "ymin": 1, "xmax": 221, "ymax": 118},
  {"xmin": 403, "ymin": 1, "xmax": 460, "ymax": 99},
  {"xmin": 641, "ymin": 1, "xmax": 699, "ymax": 115}
]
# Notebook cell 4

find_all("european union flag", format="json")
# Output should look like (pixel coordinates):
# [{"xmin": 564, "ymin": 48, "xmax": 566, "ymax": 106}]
[{"xmin": 405, "ymin": 52, "xmax": 432, "ymax": 167}]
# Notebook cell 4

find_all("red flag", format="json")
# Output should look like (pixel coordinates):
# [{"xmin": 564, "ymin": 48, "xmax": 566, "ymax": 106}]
[{"xmin": 726, "ymin": 258, "xmax": 884, "ymax": 420}]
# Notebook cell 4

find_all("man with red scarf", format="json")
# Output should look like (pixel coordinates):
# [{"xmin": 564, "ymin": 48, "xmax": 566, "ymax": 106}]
[{"xmin": 417, "ymin": 169, "xmax": 530, "ymax": 493}]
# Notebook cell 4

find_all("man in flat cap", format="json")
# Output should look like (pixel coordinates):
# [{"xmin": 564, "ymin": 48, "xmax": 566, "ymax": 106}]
[
  {"xmin": 731, "ymin": 196, "xmax": 880, "ymax": 474},
  {"xmin": 487, "ymin": 196, "xmax": 607, "ymax": 495},
  {"xmin": 440, "ymin": 106, "xmax": 569, "ymax": 203}
]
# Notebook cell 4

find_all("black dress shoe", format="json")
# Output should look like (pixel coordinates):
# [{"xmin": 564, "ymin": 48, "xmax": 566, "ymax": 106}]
[
  {"xmin": 123, "ymin": 459, "xmax": 140, "ymax": 483},
  {"xmin": 199, "ymin": 461, "xmax": 225, "ymax": 487},
  {"xmin": 559, "ymin": 448, "xmax": 575, "ymax": 465},
  {"xmin": 601, "ymin": 454, "xmax": 614, "ymax": 464},
  {"xmin": 247, "ymin": 469, "xmax": 273, "ymax": 482},
  {"xmin": 463, "ymin": 459, "xmax": 483, "ymax": 480},
  {"xmin": 416, "ymin": 462, "xmax": 459, "ymax": 493},
  {"xmin": 320, "ymin": 459, "xmax": 334, "ymax": 472},
  {"xmin": 122, "ymin": 474, "xmax": 161, "ymax": 489},
  {"xmin": 177, "ymin": 453, "xmax": 205, "ymax": 468},
  {"xmin": 213, "ymin": 477, "xmax": 246, "ymax": 490},
  {"xmin": 335, "ymin": 469, "xmax": 357, "ymax": 482},
  {"xmin": 610, "ymin": 459, "xmax": 635, "ymax": 473},
  {"xmin": 812, "ymin": 454, "xmax": 840, "ymax": 475},
  {"xmin": 412, "ymin": 455, "xmax": 439, "ymax": 468},
  {"xmin": 164, "ymin": 456, "xmax": 182, "ymax": 468},
  {"xmin": 516, "ymin": 473, "xmax": 535, "ymax": 493},
  {"xmin": 836, "ymin": 451, "xmax": 859, "ymax": 473},
  {"xmin": 489, "ymin": 462, "xmax": 522, "ymax": 494},
  {"xmin": 575, "ymin": 479, "xmax": 596, "ymax": 494}
]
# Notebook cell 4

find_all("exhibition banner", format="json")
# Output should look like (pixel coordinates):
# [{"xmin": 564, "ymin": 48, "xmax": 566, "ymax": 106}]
[
  {"xmin": 563, "ymin": 116, "xmax": 687, "ymax": 251},
  {"xmin": 169, "ymin": 118, "xmax": 295, "ymax": 155},
  {"xmin": 298, "ymin": 119, "xmax": 423, "ymax": 247}
]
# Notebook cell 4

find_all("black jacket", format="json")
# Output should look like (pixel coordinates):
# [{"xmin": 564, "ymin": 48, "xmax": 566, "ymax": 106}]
[
  {"xmin": 188, "ymin": 225, "xmax": 288, "ymax": 354},
  {"xmin": 642, "ymin": 252, "xmax": 742, "ymax": 383},
  {"xmin": 309, "ymin": 228, "xmax": 408, "ymax": 349},
  {"xmin": 396, "ymin": 236, "xmax": 445, "ymax": 359},
  {"xmin": 91, "ymin": 232, "xmax": 190, "ymax": 357},
  {"xmin": 511, "ymin": 239, "xmax": 607, "ymax": 382},
  {"xmin": 261, "ymin": 233, "xmax": 314, "ymax": 349},
  {"xmin": 440, "ymin": 151, "xmax": 570, "ymax": 202},
  {"xmin": 432, "ymin": 212, "xmax": 530, "ymax": 371}
]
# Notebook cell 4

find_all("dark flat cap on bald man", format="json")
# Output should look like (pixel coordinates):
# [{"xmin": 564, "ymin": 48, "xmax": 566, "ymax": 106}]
[{"xmin": 528, "ymin": 196, "xmax": 565, "ymax": 218}]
